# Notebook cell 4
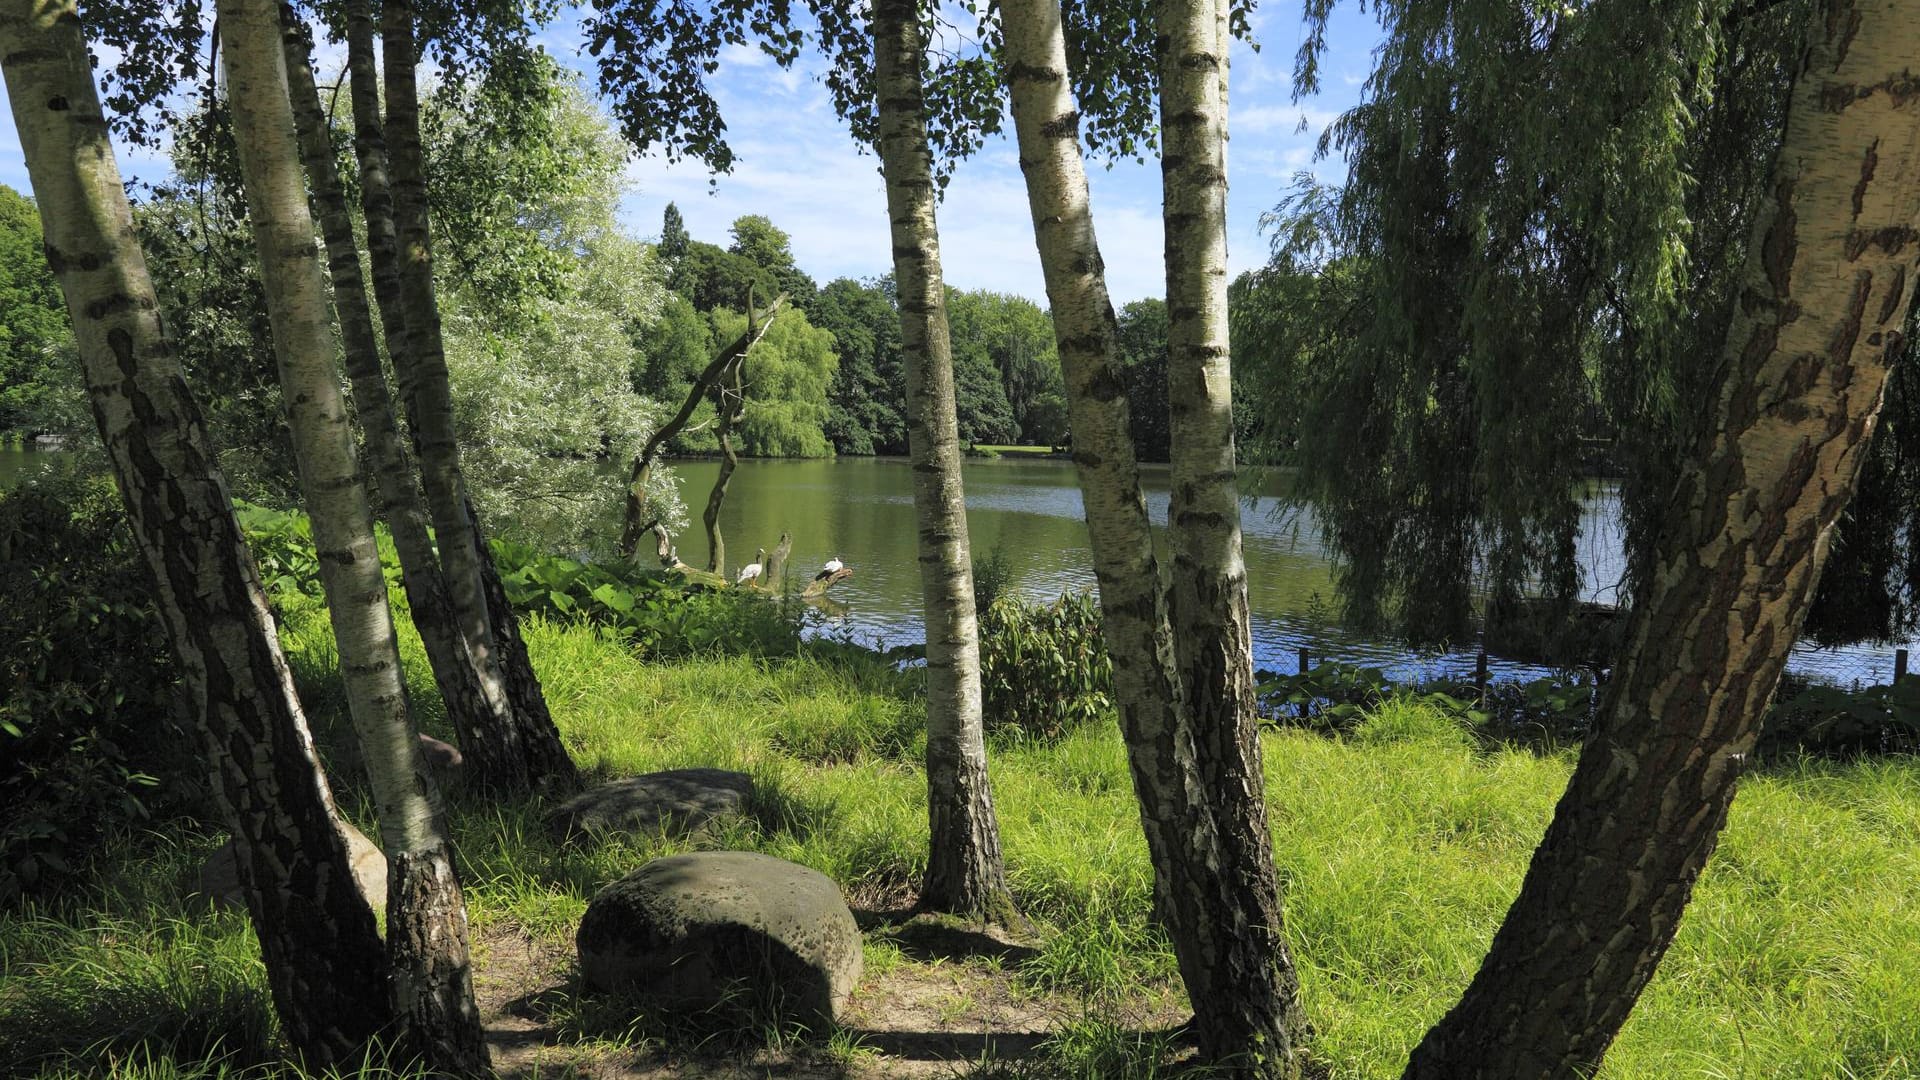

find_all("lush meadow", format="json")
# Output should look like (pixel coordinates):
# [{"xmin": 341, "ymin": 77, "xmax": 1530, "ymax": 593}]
[{"xmin": 4, "ymin": 591, "xmax": 1917, "ymax": 1079}]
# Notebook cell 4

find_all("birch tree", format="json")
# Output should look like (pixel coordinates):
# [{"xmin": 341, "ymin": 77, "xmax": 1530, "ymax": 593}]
[
  {"xmin": 342, "ymin": 0, "xmax": 577, "ymax": 792},
  {"xmin": 872, "ymin": 0, "xmax": 1015, "ymax": 920},
  {"xmin": 0, "ymin": 0, "xmax": 391, "ymax": 1064},
  {"xmin": 1403, "ymin": 0, "xmax": 1920, "ymax": 1073},
  {"xmin": 274, "ymin": 3, "xmax": 528, "ymax": 797},
  {"xmin": 998, "ymin": 0, "xmax": 1306, "ymax": 1070},
  {"xmin": 586, "ymin": 0, "xmax": 1017, "ymax": 922},
  {"xmin": 217, "ymin": 1, "xmax": 487, "ymax": 1070}
]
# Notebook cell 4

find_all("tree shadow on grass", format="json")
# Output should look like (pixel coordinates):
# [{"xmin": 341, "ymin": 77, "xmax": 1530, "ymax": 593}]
[{"xmin": 853, "ymin": 905, "xmax": 1041, "ymax": 965}]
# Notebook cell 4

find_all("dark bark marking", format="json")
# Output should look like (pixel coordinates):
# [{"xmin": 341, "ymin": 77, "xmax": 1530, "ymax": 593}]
[
  {"xmin": 1851, "ymin": 138, "xmax": 1878, "ymax": 219},
  {"xmin": 1878, "ymin": 265, "xmax": 1908, "ymax": 324},
  {"xmin": 1041, "ymin": 109, "xmax": 1081, "ymax": 140},
  {"xmin": 1762, "ymin": 177, "xmax": 1797, "ymax": 294},
  {"xmin": 1844, "ymin": 225, "xmax": 1919, "ymax": 260}
]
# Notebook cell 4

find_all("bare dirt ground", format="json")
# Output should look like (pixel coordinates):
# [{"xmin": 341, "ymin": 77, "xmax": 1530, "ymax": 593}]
[{"xmin": 472, "ymin": 910, "xmax": 1190, "ymax": 1079}]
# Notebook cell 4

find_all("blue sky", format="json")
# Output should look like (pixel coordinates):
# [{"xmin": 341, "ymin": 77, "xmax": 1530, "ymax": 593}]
[{"xmin": 0, "ymin": 2, "xmax": 1382, "ymax": 304}]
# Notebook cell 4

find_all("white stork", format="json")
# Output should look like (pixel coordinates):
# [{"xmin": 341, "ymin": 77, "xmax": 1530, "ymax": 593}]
[
  {"xmin": 816, "ymin": 556, "xmax": 845, "ymax": 581},
  {"xmin": 736, "ymin": 547, "xmax": 768, "ymax": 587}
]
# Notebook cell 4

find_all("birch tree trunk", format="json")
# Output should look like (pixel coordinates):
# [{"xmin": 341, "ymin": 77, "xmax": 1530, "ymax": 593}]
[
  {"xmin": 0, "ymin": 0, "xmax": 391, "ymax": 1065},
  {"xmin": 217, "ymin": 3, "xmax": 487, "ymax": 1071},
  {"xmin": 999, "ymin": 0, "xmax": 1301, "ymax": 1068},
  {"xmin": 347, "ymin": 0, "xmax": 575, "ymax": 792},
  {"xmin": 1405, "ymin": 1, "xmax": 1920, "ymax": 1074},
  {"xmin": 873, "ymin": 0, "xmax": 1015, "ymax": 921},
  {"xmin": 1158, "ymin": 0, "xmax": 1306, "ymax": 1057},
  {"xmin": 277, "ymin": 3, "xmax": 525, "ymax": 795}
]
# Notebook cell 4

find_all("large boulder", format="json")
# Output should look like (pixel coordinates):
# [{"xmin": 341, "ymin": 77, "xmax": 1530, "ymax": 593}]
[
  {"xmin": 577, "ymin": 851, "xmax": 862, "ymax": 1026},
  {"xmin": 545, "ymin": 768, "xmax": 752, "ymax": 842},
  {"xmin": 196, "ymin": 821, "xmax": 386, "ymax": 913}
]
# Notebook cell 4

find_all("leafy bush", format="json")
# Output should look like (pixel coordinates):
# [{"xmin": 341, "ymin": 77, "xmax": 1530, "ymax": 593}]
[
  {"xmin": 491, "ymin": 539, "xmax": 802, "ymax": 659},
  {"xmin": 0, "ymin": 475, "xmax": 196, "ymax": 901},
  {"xmin": 979, "ymin": 591, "xmax": 1113, "ymax": 740},
  {"xmin": 1256, "ymin": 661, "xmax": 1392, "ymax": 731},
  {"xmin": 225, "ymin": 504, "xmax": 803, "ymax": 661},
  {"xmin": 971, "ymin": 544, "xmax": 1015, "ymax": 612},
  {"xmin": 1760, "ymin": 676, "xmax": 1920, "ymax": 757}
]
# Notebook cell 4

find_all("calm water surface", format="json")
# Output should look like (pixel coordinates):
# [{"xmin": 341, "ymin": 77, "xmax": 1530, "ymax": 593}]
[
  {"xmin": 3, "ymin": 446, "xmax": 1895, "ymax": 685},
  {"xmin": 668, "ymin": 456, "xmax": 1895, "ymax": 685}
]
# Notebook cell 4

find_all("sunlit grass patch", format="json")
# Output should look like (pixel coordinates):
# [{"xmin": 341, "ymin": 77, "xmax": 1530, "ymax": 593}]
[{"xmin": 8, "ymin": 604, "xmax": 1920, "ymax": 1079}]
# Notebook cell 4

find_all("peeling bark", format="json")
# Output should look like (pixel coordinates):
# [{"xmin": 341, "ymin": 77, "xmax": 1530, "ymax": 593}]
[{"xmin": 1405, "ymin": 0, "xmax": 1920, "ymax": 1074}]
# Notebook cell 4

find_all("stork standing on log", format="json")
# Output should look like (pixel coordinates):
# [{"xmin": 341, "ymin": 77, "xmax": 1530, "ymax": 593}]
[
  {"xmin": 815, "ymin": 556, "xmax": 845, "ymax": 582},
  {"xmin": 736, "ymin": 547, "xmax": 767, "ymax": 587}
]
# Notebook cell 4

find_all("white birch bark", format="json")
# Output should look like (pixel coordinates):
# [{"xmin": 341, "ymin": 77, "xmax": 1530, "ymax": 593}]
[
  {"xmin": 216, "ymin": 1, "xmax": 486, "ymax": 1071},
  {"xmin": 1158, "ymin": 0, "xmax": 1306, "ymax": 1062},
  {"xmin": 873, "ymin": 0, "xmax": 1015, "ymax": 919},
  {"xmin": 0, "ymin": 0, "xmax": 390, "ymax": 1064},
  {"xmin": 999, "ymin": 0, "xmax": 1300, "ymax": 1071}
]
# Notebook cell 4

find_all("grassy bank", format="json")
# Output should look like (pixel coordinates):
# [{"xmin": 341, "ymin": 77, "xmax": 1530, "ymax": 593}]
[{"xmin": 4, "ymin": 605, "xmax": 1918, "ymax": 1078}]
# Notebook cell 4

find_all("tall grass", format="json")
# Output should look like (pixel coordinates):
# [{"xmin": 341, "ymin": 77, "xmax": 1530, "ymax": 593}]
[{"xmin": 4, "ymin": 606, "xmax": 1918, "ymax": 1078}]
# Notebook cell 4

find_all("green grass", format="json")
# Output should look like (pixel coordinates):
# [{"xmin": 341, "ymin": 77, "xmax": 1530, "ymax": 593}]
[{"xmin": 5, "ymin": 608, "xmax": 1919, "ymax": 1078}]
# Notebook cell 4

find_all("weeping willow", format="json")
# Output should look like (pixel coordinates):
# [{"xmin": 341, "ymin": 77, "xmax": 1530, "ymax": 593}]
[{"xmin": 1241, "ymin": 0, "xmax": 1915, "ymax": 646}]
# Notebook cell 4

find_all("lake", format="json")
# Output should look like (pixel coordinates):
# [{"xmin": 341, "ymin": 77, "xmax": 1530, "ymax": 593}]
[{"xmin": 3, "ymin": 445, "xmax": 1899, "ymax": 686}]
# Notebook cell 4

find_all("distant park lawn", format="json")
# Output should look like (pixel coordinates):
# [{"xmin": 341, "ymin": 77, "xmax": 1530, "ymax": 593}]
[
  {"xmin": 973, "ymin": 443, "xmax": 1065, "ymax": 456},
  {"xmin": 3, "ymin": 603, "xmax": 1918, "ymax": 1078}
]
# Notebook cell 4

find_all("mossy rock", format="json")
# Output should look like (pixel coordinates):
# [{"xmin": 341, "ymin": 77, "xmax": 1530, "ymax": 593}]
[
  {"xmin": 577, "ymin": 850, "xmax": 862, "ymax": 1026},
  {"xmin": 544, "ymin": 768, "xmax": 753, "ymax": 842}
]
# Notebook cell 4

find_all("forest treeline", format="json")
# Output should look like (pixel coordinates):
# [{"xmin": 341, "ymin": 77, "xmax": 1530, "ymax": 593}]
[{"xmin": 0, "ymin": 73, "xmax": 1183, "ymax": 479}]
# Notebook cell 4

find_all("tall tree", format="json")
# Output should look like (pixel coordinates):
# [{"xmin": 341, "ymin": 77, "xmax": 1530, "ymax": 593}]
[
  {"xmin": 216, "ymin": 2, "xmax": 488, "ymax": 1070},
  {"xmin": 997, "ymin": 0, "xmax": 1306, "ymax": 1071},
  {"xmin": 348, "ymin": 0, "xmax": 577, "ymax": 792},
  {"xmin": 810, "ymin": 277, "xmax": 908, "ymax": 455},
  {"xmin": 1157, "ymin": 0, "xmax": 1303, "ymax": 1066},
  {"xmin": 276, "ymin": 3, "xmax": 527, "ymax": 797},
  {"xmin": 1403, "ymin": 0, "xmax": 1920, "ymax": 1073},
  {"xmin": 660, "ymin": 201, "xmax": 690, "ymax": 260},
  {"xmin": 0, "ymin": 0, "xmax": 392, "ymax": 1064},
  {"xmin": 872, "ymin": 0, "xmax": 1015, "ymax": 921}
]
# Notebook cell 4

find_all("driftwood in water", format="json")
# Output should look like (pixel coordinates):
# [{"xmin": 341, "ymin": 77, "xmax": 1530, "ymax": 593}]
[
  {"xmin": 619, "ymin": 292, "xmax": 787, "ymax": 558},
  {"xmin": 703, "ymin": 358, "xmax": 748, "ymax": 574},
  {"xmin": 765, "ymin": 533, "xmax": 794, "ymax": 592},
  {"xmin": 803, "ymin": 567, "xmax": 854, "ymax": 600}
]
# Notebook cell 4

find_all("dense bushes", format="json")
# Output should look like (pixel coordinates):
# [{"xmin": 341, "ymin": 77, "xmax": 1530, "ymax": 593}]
[
  {"xmin": 492, "ymin": 539, "xmax": 803, "ymax": 659},
  {"xmin": 979, "ymin": 591, "xmax": 1113, "ymax": 740},
  {"xmin": 0, "ymin": 475, "xmax": 197, "ymax": 902}
]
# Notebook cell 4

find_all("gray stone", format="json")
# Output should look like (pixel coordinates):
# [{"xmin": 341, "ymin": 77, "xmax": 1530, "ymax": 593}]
[
  {"xmin": 545, "ymin": 768, "xmax": 752, "ymax": 841},
  {"xmin": 196, "ymin": 820, "xmax": 386, "ymax": 914},
  {"xmin": 577, "ymin": 851, "xmax": 862, "ymax": 1026}
]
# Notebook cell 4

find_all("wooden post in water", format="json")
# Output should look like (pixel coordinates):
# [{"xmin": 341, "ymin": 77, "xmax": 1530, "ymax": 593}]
[
  {"xmin": 1297, "ymin": 647, "xmax": 1311, "ymax": 720},
  {"xmin": 1896, "ymin": 648, "xmax": 1909, "ymax": 685},
  {"xmin": 1474, "ymin": 650, "xmax": 1489, "ymax": 694}
]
